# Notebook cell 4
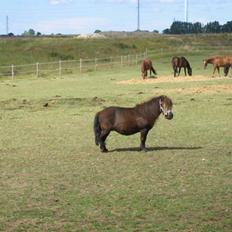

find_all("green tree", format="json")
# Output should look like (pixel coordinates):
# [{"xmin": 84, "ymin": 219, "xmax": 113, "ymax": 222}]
[
  {"xmin": 163, "ymin": 28, "xmax": 170, "ymax": 34},
  {"xmin": 204, "ymin": 21, "xmax": 221, "ymax": 33},
  {"xmin": 22, "ymin": 28, "xmax": 36, "ymax": 36},
  {"xmin": 94, "ymin": 29, "xmax": 101, "ymax": 33},
  {"xmin": 221, "ymin": 21, "xmax": 232, "ymax": 33},
  {"xmin": 192, "ymin": 22, "xmax": 203, "ymax": 33}
]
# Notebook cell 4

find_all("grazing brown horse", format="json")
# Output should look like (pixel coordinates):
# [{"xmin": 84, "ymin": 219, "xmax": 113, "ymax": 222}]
[
  {"xmin": 141, "ymin": 58, "xmax": 157, "ymax": 79},
  {"xmin": 171, "ymin": 56, "xmax": 192, "ymax": 77},
  {"xmin": 94, "ymin": 95, "xmax": 173, "ymax": 152},
  {"xmin": 203, "ymin": 56, "xmax": 232, "ymax": 77}
]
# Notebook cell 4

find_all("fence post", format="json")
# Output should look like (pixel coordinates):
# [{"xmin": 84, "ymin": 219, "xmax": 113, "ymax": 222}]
[
  {"xmin": 144, "ymin": 52, "xmax": 146, "ymax": 59},
  {"xmin": 121, "ymin": 56, "xmax": 123, "ymax": 67},
  {"xmin": 94, "ymin": 58, "xmax": 97, "ymax": 71},
  {"xmin": 11, "ymin": 64, "xmax": 14, "ymax": 81},
  {"xmin": 36, "ymin": 62, "xmax": 39, "ymax": 78},
  {"xmin": 135, "ymin": 54, "xmax": 138, "ymax": 65},
  {"xmin": 80, "ymin": 58, "xmax": 82, "ymax": 73},
  {"xmin": 59, "ymin": 60, "xmax": 62, "ymax": 77}
]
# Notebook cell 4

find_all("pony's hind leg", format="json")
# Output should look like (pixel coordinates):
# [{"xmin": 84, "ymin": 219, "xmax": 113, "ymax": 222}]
[{"xmin": 99, "ymin": 129, "xmax": 110, "ymax": 152}]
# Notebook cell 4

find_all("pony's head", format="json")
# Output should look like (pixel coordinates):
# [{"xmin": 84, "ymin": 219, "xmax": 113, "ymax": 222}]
[{"xmin": 159, "ymin": 96, "xmax": 173, "ymax": 120}]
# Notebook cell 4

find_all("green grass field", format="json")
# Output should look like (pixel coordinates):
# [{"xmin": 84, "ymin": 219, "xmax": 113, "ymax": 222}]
[{"xmin": 0, "ymin": 35, "xmax": 232, "ymax": 231}]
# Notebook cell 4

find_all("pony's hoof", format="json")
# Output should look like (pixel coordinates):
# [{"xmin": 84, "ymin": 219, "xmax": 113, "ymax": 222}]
[{"xmin": 101, "ymin": 148, "xmax": 108, "ymax": 153}]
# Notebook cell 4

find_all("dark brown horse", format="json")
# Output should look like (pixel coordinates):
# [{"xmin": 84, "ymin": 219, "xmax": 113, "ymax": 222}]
[
  {"xmin": 141, "ymin": 58, "xmax": 157, "ymax": 79},
  {"xmin": 203, "ymin": 56, "xmax": 232, "ymax": 77},
  {"xmin": 94, "ymin": 95, "xmax": 173, "ymax": 152},
  {"xmin": 172, "ymin": 56, "xmax": 192, "ymax": 77}
]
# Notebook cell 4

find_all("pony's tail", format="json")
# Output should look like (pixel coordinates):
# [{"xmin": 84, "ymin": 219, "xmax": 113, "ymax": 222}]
[
  {"xmin": 151, "ymin": 66, "xmax": 157, "ymax": 75},
  {"xmin": 94, "ymin": 113, "xmax": 101, "ymax": 146},
  {"xmin": 224, "ymin": 65, "xmax": 230, "ymax": 76}
]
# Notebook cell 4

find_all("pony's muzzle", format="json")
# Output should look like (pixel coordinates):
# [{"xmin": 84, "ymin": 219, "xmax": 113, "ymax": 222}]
[{"xmin": 165, "ymin": 111, "xmax": 173, "ymax": 120}]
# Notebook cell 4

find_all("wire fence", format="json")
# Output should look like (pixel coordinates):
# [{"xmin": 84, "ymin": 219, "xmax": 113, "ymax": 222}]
[{"xmin": 0, "ymin": 51, "xmax": 149, "ymax": 80}]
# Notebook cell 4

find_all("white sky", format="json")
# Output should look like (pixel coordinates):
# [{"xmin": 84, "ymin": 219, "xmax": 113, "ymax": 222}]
[{"xmin": 0, "ymin": 0, "xmax": 231, "ymax": 34}]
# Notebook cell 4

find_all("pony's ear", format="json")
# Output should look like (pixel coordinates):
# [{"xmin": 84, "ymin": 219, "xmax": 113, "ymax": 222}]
[
  {"xmin": 159, "ymin": 95, "xmax": 165, "ymax": 102},
  {"xmin": 159, "ymin": 96, "xmax": 165, "ymax": 106}
]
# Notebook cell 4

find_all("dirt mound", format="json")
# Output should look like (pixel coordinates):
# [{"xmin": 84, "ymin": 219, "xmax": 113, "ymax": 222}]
[{"xmin": 117, "ymin": 75, "xmax": 232, "ymax": 94}]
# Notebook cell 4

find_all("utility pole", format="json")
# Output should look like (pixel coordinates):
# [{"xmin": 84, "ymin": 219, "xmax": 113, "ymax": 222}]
[
  {"xmin": 137, "ymin": 0, "xmax": 140, "ymax": 31},
  {"xmin": 185, "ymin": 0, "xmax": 188, "ymax": 22},
  {"xmin": 6, "ymin": 15, "xmax": 9, "ymax": 35}
]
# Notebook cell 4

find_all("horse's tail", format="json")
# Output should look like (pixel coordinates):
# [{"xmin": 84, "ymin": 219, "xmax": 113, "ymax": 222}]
[
  {"xmin": 151, "ymin": 66, "xmax": 157, "ymax": 75},
  {"xmin": 224, "ymin": 65, "xmax": 230, "ymax": 76},
  {"xmin": 94, "ymin": 113, "xmax": 101, "ymax": 146}
]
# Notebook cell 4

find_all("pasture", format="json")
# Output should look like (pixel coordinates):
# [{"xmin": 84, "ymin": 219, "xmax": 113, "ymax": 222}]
[{"xmin": 0, "ymin": 36, "xmax": 232, "ymax": 231}]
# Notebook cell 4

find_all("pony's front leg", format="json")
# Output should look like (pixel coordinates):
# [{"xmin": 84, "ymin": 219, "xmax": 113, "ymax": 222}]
[
  {"xmin": 184, "ymin": 67, "xmax": 187, "ymax": 76},
  {"xmin": 212, "ymin": 66, "xmax": 217, "ymax": 77},
  {"xmin": 144, "ymin": 70, "xmax": 147, "ymax": 79},
  {"xmin": 173, "ymin": 67, "xmax": 177, "ymax": 77},
  {"xmin": 141, "ymin": 72, "xmax": 145, "ymax": 79},
  {"xmin": 217, "ymin": 67, "xmax": 220, "ymax": 77},
  {"xmin": 178, "ymin": 67, "xmax": 181, "ymax": 76},
  {"xmin": 140, "ymin": 129, "xmax": 149, "ymax": 151}
]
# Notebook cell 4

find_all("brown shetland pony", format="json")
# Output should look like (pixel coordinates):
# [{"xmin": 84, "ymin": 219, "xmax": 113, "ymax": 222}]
[
  {"xmin": 172, "ymin": 56, "xmax": 192, "ymax": 77},
  {"xmin": 141, "ymin": 58, "xmax": 157, "ymax": 79},
  {"xmin": 203, "ymin": 56, "xmax": 232, "ymax": 77},
  {"xmin": 94, "ymin": 95, "xmax": 173, "ymax": 152}
]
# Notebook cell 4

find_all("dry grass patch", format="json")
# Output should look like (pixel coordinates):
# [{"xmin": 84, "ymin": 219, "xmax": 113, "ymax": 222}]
[{"xmin": 117, "ymin": 75, "xmax": 231, "ymax": 85}]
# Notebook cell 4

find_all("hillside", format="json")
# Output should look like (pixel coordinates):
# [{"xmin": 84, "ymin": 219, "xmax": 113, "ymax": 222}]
[{"xmin": 1, "ymin": 33, "xmax": 232, "ymax": 66}]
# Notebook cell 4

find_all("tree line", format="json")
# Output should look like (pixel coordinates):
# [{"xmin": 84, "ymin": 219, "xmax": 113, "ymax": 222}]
[{"xmin": 163, "ymin": 21, "xmax": 232, "ymax": 34}]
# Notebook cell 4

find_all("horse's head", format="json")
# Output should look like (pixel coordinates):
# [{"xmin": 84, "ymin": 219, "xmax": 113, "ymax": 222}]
[
  {"xmin": 203, "ymin": 59, "xmax": 208, "ymax": 69},
  {"xmin": 159, "ymin": 96, "xmax": 173, "ymax": 120}
]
